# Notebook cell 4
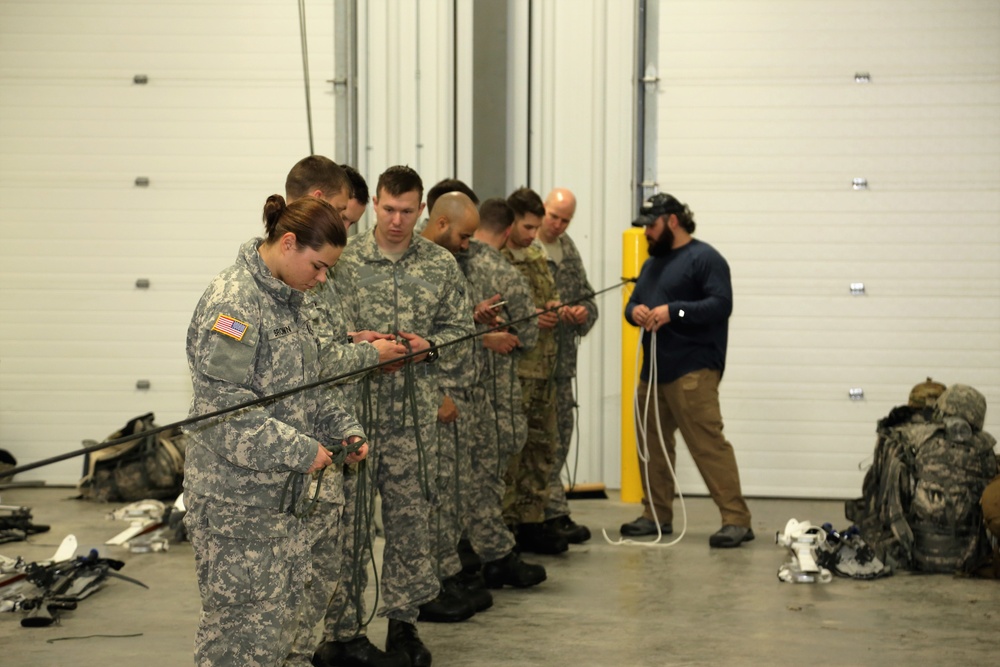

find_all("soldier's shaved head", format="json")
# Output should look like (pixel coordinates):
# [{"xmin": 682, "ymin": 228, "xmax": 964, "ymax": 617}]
[
  {"xmin": 422, "ymin": 192, "xmax": 480, "ymax": 254},
  {"xmin": 540, "ymin": 187, "xmax": 577, "ymax": 243}
]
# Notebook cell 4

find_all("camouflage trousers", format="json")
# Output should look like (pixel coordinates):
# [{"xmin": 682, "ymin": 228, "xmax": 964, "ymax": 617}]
[
  {"xmin": 431, "ymin": 394, "xmax": 471, "ymax": 582},
  {"xmin": 185, "ymin": 492, "xmax": 308, "ymax": 667},
  {"xmin": 488, "ymin": 358, "xmax": 529, "ymax": 465},
  {"xmin": 285, "ymin": 499, "xmax": 345, "ymax": 666},
  {"xmin": 545, "ymin": 377, "xmax": 576, "ymax": 520},
  {"xmin": 457, "ymin": 387, "xmax": 517, "ymax": 563},
  {"xmin": 503, "ymin": 377, "xmax": 559, "ymax": 525},
  {"xmin": 324, "ymin": 421, "xmax": 440, "ymax": 627}
]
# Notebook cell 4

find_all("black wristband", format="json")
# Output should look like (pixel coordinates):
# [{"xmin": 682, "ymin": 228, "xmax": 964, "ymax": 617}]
[{"xmin": 424, "ymin": 340, "xmax": 439, "ymax": 364}]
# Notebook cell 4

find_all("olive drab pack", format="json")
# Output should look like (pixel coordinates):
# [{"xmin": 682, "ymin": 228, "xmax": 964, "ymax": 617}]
[
  {"xmin": 846, "ymin": 383, "xmax": 998, "ymax": 574},
  {"xmin": 78, "ymin": 413, "xmax": 187, "ymax": 502}
]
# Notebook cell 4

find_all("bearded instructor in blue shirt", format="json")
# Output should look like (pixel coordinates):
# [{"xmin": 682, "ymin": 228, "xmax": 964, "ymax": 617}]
[{"xmin": 622, "ymin": 193, "xmax": 753, "ymax": 548}]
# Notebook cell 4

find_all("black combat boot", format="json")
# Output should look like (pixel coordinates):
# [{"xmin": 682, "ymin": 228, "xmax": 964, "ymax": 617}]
[
  {"xmin": 516, "ymin": 521, "xmax": 568, "ymax": 554},
  {"xmin": 386, "ymin": 619, "xmax": 431, "ymax": 667},
  {"xmin": 457, "ymin": 537, "xmax": 482, "ymax": 574},
  {"xmin": 547, "ymin": 514, "xmax": 591, "ymax": 544},
  {"xmin": 416, "ymin": 580, "xmax": 475, "ymax": 623},
  {"xmin": 482, "ymin": 550, "xmax": 547, "ymax": 589},
  {"xmin": 449, "ymin": 571, "xmax": 493, "ymax": 612},
  {"xmin": 311, "ymin": 636, "xmax": 409, "ymax": 667}
]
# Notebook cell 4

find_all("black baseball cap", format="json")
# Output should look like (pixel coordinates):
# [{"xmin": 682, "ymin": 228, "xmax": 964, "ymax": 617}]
[{"xmin": 632, "ymin": 193, "xmax": 685, "ymax": 227}]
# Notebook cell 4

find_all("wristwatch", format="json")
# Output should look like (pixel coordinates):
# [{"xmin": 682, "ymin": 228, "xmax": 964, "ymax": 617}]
[{"xmin": 424, "ymin": 340, "xmax": 439, "ymax": 364}]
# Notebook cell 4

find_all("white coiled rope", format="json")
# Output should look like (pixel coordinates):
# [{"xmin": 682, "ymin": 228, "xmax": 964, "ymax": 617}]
[{"xmin": 603, "ymin": 331, "xmax": 688, "ymax": 547}]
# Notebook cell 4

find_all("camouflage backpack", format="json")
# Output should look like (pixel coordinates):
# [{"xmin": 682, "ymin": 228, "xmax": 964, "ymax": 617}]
[
  {"xmin": 78, "ymin": 413, "xmax": 187, "ymax": 502},
  {"xmin": 847, "ymin": 384, "xmax": 998, "ymax": 574}
]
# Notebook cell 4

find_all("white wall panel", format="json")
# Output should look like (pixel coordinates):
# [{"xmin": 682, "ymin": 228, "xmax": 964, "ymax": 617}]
[
  {"xmin": 1, "ymin": 0, "xmax": 467, "ymax": 484},
  {"xmin": 355, "ymin": 0, "xmax": 457, "ymax": 204},
  {"xmin": 656, "ymin": 0, "xmax": 1000, "ymax": 499},
  {"xmin": 0, "ymin": 0, "xmax": 341, "ymax": 483},
  {"xmin": 518, "ymin": 0, "xmax": 636, "ymax": 493}
]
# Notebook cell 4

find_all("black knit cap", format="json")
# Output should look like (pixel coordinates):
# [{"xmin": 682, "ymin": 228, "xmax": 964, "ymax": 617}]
[{"xmin": 632, "ymin": 193, "xmax": 685, "ymax": 227}]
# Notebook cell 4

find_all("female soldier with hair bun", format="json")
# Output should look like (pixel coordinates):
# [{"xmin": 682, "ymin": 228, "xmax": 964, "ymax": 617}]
[{"xmin": 183, "ymin": 194, "xmax": 368, "ymax": 667}]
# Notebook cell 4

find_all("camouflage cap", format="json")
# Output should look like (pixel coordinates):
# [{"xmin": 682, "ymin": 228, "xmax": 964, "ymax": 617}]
[
  {"xmin": 982, "ymin": 475, "xmax": 1000, "ymax": 540},
  {"xmin": 933, "ymin": 384, "xmax": 987, "ymax": 431},
  {"xmin": 908, "ymin": 377, "xmax": 947, "ymax": 409}
]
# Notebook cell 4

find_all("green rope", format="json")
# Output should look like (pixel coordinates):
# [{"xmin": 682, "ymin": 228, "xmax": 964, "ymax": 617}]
[
  {"xmin": 279, "ymin": 436, "xmax": 368, "ymax": 519},
  {"xmin": 553, "ymin": 320, "xmax": 583, "ymax": 494},
  {"xmin": 451, "ymin": 417, "xmax": 464, "ymax": 539},
  {"xmin": 490, "ymin": 361, "xmax": 505, "ymax": 479},
  {"xmin": 336, "ymin": 374, "xmax": 379, "ymax": 637},
  {"xmin": 565, "ymin": 374, "xmax": 582, "ymax": 494},
  {"xmin": 403, "ymin": 363, "xmax": 432, "ymax": 501}
]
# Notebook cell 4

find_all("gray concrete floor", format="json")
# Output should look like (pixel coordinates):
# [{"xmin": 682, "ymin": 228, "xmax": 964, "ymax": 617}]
[{"xmin": 1, "ymin": 486, "xmax": 998, "ymax": 666}]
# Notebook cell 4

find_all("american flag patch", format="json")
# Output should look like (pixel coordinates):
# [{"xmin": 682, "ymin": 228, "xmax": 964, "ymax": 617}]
[{"xmin": 212, "ymin": 314, "xmax": 249, "ymax": 341}]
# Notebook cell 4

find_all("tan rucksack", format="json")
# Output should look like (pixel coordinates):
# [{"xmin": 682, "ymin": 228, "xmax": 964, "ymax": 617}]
[{"xmin": 78, "ymin": 413, "xmax": 186, "ymax": 502}]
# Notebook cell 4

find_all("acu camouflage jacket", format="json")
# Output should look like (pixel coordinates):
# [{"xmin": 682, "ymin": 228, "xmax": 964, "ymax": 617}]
[
  {"xmin": 457, "ymin": 240, "xmax": 539, "ymax": 385},
  {"xmin": 331, "ymin": 229, "xmax": 474, "ymax": 416},
  {"xmin": 184, "ymin": 238, "xmax": 365, "ymax": 516},
  {"xmin": 502, "ymin": 243, "xmax": 559, "ymax": 381},
  {"xmin": 546, "ymin": 233, "xmax": 599, "ymax": 379}
]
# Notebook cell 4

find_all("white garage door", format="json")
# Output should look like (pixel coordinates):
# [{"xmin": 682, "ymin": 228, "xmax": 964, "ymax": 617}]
[
  {"xmin": 655, "ymin": 0, "xmax": 1000, "ymax": 498},
  {"xmin": 0, "ymin": 1, "xmax": 340, "ymax": 483}
]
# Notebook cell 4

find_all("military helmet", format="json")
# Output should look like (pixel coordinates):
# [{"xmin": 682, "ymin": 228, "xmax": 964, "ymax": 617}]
[
  {"xmin": 933, "ymin": 384, "xmax": 987, "ymax": 431},
  {"xmin": 908, "ymin": 377, "xmax": 947, "ymax": 409},
  {"xmin": 982, "ymin": 476, "xmax": 1000, "ymax": 541}
]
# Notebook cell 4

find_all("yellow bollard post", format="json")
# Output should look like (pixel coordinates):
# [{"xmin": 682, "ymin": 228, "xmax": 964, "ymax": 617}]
[{"xmin": 621, "ymin": 228, "xmax": 648, "ymax": 503}]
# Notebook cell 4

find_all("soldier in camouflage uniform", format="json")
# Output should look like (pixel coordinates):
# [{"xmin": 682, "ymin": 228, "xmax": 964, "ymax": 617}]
[
  {"xmin": 479, "ymin": 203, "xmax": 538, "ymax": 498},
  {"xmin": 280, "ymin": 160, "xmax": 408, "ymax": 667},
  {"xmin": 411, "ymin": 178, "xmax": 481, "ymax": 606},
  {"xmin": 537, "ymin": 188, "xmax": 599, "ymax": 544},
  {"xmin": 423, "ymin": 193, "xmax": 548, "ymax": 604},
  {"xmin": 500, "ymin": 187, "xmax": 568, "ymax": 555},
  {"xmin": 417, "ymin": 192, "xmax": 492, "ymax": 615},
  {"xmin": 320, "ymin": 166, "xmax": 474, "ymax": 667},
  {"xmin": 184, "ymin": 195, "xmax": 367, "ymax": 667},
  {"xmin": 461, "ymin": 198, "xmax": 549, "ymax": 588},
  {"xmin": 341, "ymin": 165, "xmax": 371, "ymax": 226},
  {"xmin": 309, "ymin": 262, "xmax": 412, "ymax": 667}
]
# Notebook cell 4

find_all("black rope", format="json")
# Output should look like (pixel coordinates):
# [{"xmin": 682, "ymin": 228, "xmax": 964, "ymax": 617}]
[
  {"xmin": 4, "ymin": 280, "xmax": 631, "ymax": 479},
  {"xmin": 565, "ymin": 374, "xmax": 582, "ymax": 493},
  {"xmin": 404, "ymin": 363, "xmax": 432, "ymax": 501}
]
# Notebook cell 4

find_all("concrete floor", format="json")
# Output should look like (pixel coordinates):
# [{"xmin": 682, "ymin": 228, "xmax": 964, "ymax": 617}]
[{"xmin": 1, "ymin": 486, "xmax": 998, "ymax": 666}]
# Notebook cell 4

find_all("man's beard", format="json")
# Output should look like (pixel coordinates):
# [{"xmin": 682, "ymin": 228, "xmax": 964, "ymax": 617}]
[{"xmin": 647, "ymin": 229, "xmax": 674, "ymax": 257}]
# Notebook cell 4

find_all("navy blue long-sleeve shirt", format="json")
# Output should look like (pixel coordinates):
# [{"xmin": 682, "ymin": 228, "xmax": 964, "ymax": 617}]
[{"xmin": 625, "ymin": 239, "xmax": 732, "ymax": 384}]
